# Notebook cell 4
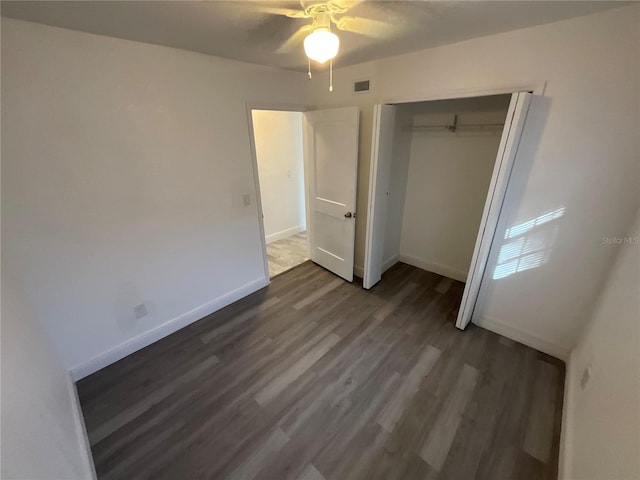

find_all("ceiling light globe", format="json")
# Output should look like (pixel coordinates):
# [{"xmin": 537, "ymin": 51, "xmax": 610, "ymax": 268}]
[{"xmin": 304, "ymin": 28, "xmax": 339, "ymax": 64}]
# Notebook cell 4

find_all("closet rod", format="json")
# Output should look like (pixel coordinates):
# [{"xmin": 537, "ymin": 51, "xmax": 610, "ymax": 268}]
[
  {"xmin": 402, "ymin": 123, "xmax": 505, "ymax": 131},
  {"xmin": 402, "ymin": 114, "xmax": 504, "ymax": 133}
]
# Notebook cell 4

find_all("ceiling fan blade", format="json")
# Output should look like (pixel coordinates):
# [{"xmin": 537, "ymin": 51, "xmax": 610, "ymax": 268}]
[
  {"xmin": 329, "ymin": 0, "xmax": 366, "ymax": 12},
  {"xmin": 335, "ymin": 15, "xmax": 400, "ymax": 38},
  {"xmin": 277, "ymin": 24, "xmax": 314, "ymax": 53},
  {"xmin": 254, "ymin": 5, "xmax": 309, "ymax": 18}
]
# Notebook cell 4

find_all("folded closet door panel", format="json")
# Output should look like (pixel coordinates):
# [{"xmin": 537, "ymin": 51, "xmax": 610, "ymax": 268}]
[
  {"xmin": 364, "ymin": 104, "xmax": 396, "ymax": 289},
  {"xmin": 456, "ymin": 92, "xmax": 532, "ymax": 329}
]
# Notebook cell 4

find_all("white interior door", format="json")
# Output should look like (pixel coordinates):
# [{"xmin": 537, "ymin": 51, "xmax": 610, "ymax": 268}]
[
  {"xmin": 303, "ymin": 107, "xmax": 360, "ymax": 282},
  {"xmin": 363, "ymin": 104, "xmax": 396, "ymax": 289},
  {"xmin": 456, "ymin": 92, "xmax": 532, "ymax": 329}
]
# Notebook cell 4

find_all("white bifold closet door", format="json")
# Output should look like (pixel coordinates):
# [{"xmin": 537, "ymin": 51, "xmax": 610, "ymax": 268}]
[
  {"xmin": 363, "ymin": 92, "xmax": 532, "ymax": 330},
  {"xmin": 303, "ymin": 107, "xmax": 360, "ymax": 282},
  {"xmin": 363, "ymin": 104, "xmax": 396, "ymax": 289},
  {"xmin": 455, "ymin": 92, "xmax": 531, "ymax": 329}
]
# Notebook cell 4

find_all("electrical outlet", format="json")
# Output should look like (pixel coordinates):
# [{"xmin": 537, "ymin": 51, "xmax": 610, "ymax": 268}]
[
  {"xmin": 243, "ymin": 194, "xmax": 251, "ymax": 206},
  {"xmin": 133, "ymin": 303, "xmax": 148, "ymax": 319},
  {"xmin": 580, "ymin": 365, "xmax": 592, "ymax": 390}
]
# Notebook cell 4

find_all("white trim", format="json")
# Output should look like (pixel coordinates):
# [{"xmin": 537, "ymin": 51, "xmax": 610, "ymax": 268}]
[
  {"xmin": 302, "ymin": 113, "xmax": 314, "ymax": 276},
  {"xmin": 398, "ymin": 254, "xmax": 468, "ymax": 282},
  {"xmin": 245, "ymin": 102, "xmax": 311, "ymax": 286},
  {"xmin": 382, "ymin": 81, "xmax": 546, "ymax": 106},
  {"xmin": 472, "ymin": 315, "xmax": 570, "ymax": 360},
  {"xmin": 353, "ymin": 264, "xmax": 364, "ymax": 278},
  {"xmin": 265, "ymin": 225, "xmax": 305, "ymax": 244},
  {"xmin": 382, "ymin": 254, "xmax": 399, "ymax": 273},
  {"xmin": 69, "ymin": 276, "xmax": 269, "ymax": 380},
  {"xmin": 66, "ymin": 373, "xmax": 97, "ymax": 479},
  {"xmin": 246, "ymin": 105, "xmax": 271, "ymax": 284},
  {"xmin": 248, "ymin": 102, "xmax": 310, "ymax": 113},
  {"xmin": 559, "ymin": 349, "xmax": 576, "ymax": 480}
]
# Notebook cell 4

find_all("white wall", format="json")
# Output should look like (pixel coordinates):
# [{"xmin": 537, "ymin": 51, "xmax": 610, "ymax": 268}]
[
  {"xmin": 252, "ymin": 110, "xmax": 306, "ymax": 243},
  {"xmin": 1, "ymin": 18, "xmax": 308, "ymax": 377},
  {"xmin": 395, "ymin": 96, "xmax": 509, "ymax": 281},
  {"xmin": 561, "ymin": 208, "xmax": 640, "ymax": 480},
  {"xmin": 381, "ymin": 106, "xmax": 412, "ymax": 270},
  {"xmin": 312, "ymin": 5, "xmax": 640, "ymax": 357},
  {"xmin": 1, "ymin": 269, "xmax": 95, "ymax": 479}
]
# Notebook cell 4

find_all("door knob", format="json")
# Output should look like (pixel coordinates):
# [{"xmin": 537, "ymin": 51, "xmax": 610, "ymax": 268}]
[{"xmin": 344, "ymin": 212, "xmax": 352, "ymax": 218}]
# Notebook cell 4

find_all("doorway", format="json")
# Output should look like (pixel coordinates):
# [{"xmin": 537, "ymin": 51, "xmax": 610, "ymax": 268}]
[
  {"xmin": 364, "ymin": 92, "xmax": 531, "ymax": 329},
  {"xmin": 249, "ymin": 105, "xmax": 360, "ymax": 283},
  {"xmin": 251, "ymin": 109, "xmax": 309, "ymax": 278}
]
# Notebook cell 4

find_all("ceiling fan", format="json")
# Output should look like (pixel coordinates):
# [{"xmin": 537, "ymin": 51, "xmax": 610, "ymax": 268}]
[{"xmin": 257, "ymin": 1, "xmax": 398, "ymax": 90}]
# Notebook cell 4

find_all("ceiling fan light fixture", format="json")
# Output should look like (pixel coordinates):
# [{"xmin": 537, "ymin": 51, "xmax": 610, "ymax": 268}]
[{"xmin": 304, "ymin": 28, "xmax": 339, "ymax": 64}]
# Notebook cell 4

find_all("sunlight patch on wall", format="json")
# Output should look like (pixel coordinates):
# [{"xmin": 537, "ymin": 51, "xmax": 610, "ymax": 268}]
[{"xmin": 493, "ymin": 207, "xmax": 565, "ymax": 280}]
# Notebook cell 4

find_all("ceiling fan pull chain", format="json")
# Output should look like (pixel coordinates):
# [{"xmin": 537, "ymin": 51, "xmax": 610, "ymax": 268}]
[
  {"xmin": 329, "ymin": 58, "xmax": 333, "ymax": 92},
  {"xmin": 308, "ymin": 58, "xmax": 312, "ymax": 80}
]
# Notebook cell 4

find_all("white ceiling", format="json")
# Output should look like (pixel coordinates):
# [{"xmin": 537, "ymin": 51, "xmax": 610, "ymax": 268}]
[{"xmin": 1, "ymin": 1, "xmax": 626, "ymax": 72}]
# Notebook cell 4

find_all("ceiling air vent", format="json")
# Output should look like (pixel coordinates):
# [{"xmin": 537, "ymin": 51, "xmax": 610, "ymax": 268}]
[{"xmin": 353, "ymin": 80, "xmax": 371, "ymax": 94}]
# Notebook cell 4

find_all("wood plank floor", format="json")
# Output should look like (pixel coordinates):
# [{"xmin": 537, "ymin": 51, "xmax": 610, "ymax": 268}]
[
  {"xmin": 77, "ymin": 261, "xmax": 565, "ymax": 480},
  {"xmin": 266, "ymin": 232, "xmax": 309, "ymax": 278}
]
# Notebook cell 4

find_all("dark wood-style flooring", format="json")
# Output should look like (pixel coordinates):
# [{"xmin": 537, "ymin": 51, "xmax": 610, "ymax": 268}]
[{"xmin": 77, "ymin": 261, "xmax": 565, "ymax": 480}]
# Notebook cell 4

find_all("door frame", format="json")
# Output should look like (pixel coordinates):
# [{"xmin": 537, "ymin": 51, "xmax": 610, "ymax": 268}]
[
  {"xmin": 366, "ymin": 82, "xmax": 542, "ymax": 328},
  {"xmin": 379, "ymin": 81, "xmax": 546, "ymax": 105},
  {"xmin": 245, "ymin": 102, "xmax": 311, "ymax": 283}
]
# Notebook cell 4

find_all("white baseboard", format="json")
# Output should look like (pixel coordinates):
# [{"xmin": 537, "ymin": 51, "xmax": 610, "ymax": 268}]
[
  {"xmin": 382, "ymin": 254, "xmax": 399, "ymax": 273},
  {"xmin": 472, "ymin": 315, "xmax": 570, "ymax": 360},
  {"xmin": 69, "ymin": 276, "xmax": 269, "ymax": 380},
  {"xmin": 559, "ymin": 349, "xmax": 576, "ymax": 480},
  {"xmin": 66, "ymin": 373, "xmax": 97, "ymax": 478},
  {"xmin": 353, "ymin": 254, "xmax": 401, "ymax": 280},
  {"xmin": 398, "ymin": 254, "xmax": 468, "ymax": 282},
  {"xmin": 354, "ymin": 264, "xmax": 364, "ymax": 278},
  {"xmin": 266, "ymin": 225, "xmax": 305, "ymax": 244}
]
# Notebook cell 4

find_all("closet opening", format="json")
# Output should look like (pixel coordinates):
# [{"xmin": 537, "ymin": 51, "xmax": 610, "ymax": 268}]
[{"xmin": 364, "ymin": 92, "xmax": 531, "ymax": 330}]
